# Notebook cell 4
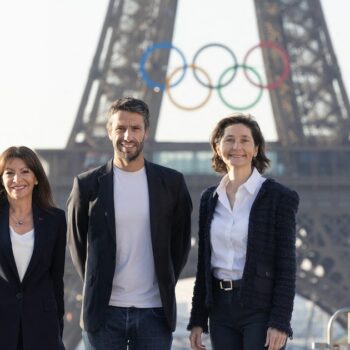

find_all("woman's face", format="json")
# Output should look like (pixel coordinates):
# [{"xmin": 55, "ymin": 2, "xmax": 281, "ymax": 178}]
[
  {"xmin": 1, "ymin": 157, "xmax": 38, "ymax": 202},
  {"xmin": 216, "ymin": 123, "xmax": 258, "ymax": 172}
]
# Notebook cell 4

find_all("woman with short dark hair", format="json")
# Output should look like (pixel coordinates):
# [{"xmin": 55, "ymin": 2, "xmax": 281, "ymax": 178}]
[
  {"xmin": 188, "ymin": 114, "xmax": 299, "ymax": 350},
  {"xmin": 0, "ymin": 146, "xmax": 66, "ymax": 350}
]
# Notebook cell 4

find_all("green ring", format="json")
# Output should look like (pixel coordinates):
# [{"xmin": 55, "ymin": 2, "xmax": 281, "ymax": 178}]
[{"xmin": 217, "ymin": 64, "xmax": 263, "ymax": 111}]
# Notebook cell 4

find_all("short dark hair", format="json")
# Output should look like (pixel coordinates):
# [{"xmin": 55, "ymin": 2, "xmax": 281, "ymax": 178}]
[
  {"xmin": 210, "ymin": 113, "xmax": 270, "ymax": 174},
  {"xmin": 107, "ymin": 97, "xmax": 150, "ymax": 129},
  {"xmin": 0, "ymin": 146, "xmax": 55, "ymax": 210}
]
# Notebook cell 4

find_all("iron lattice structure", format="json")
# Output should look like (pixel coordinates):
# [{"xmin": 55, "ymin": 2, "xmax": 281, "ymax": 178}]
[
  {"xmin": 254, "ymin": 0, "xmax": 350, "ymax": 321},
  {"xmin": 37, "ymin": 0, "xmax": 350, "ymax": 348}
]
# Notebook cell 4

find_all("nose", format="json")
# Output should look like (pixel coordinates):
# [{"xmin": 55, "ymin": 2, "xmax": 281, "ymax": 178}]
[
  {"xmin": 13, "ymin": 173, "xmax": 20, "ymax": 182},
  {"xmin": 232, "ymin": 141, "xmax": 241, "ymax": 149},
  {"xmin": 123, "ymin": 128, "xmax": 132, "ymax": 141}
]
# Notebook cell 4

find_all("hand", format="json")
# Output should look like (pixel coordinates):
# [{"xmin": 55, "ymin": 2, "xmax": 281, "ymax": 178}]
[
  {"xmin": 265, "ymin": 327, "xmax": 287, "ymax": 350},
  {"xmin": 189, "ymin": 326, "xmax": 206, "ymax": 349}
]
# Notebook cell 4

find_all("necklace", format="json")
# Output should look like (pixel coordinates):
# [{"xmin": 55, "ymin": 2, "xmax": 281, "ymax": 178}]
[
  {"xmin": 10, "ymin": 212, "xmax": 31, "ymax": 228},
  {"xmin": 10, "ymin": 215, "xmax": 25, "ymax": 227}
]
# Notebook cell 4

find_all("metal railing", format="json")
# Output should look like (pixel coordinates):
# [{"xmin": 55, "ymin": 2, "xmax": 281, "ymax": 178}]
[{"xmin": 312, "ymin": 307, "xmax": 350, "ymax": 350}]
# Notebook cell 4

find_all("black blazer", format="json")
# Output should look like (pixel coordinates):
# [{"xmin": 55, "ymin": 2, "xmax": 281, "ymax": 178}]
[
  {"xmin": 188, "ymin": 179, "xmax": 299, "ymax": 337},
  {"xmin": 0, "ymin": 201, "xmax": 66, "ymax": 350},
  {"xmin": 67, "ymin": 159, "xmax": 192, "ymax": 332}
]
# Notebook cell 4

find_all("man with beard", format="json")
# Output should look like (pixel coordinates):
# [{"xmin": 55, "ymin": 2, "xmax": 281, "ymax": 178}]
[{"xmin": 67, "ymin": 97, "xmax": 192, "ymax": 350}]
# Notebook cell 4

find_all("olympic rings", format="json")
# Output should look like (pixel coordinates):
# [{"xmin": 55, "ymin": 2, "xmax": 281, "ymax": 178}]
[
  {"xmin": 218, "ymin": 64, "xmax": 263, "ymax": 111},
  {"xmin": 243, "ymin": 41, "xmax": 289, "ymax": 90},
  {"xmin": 139, "ymin": 41, "xmax": 290, "ymax": 110},
  {"xmin": 165, "ymin": 64, "xmax": 213, "ymax": 111},
  {"xmin": 192, "ymin": 43, "xmax": 238, "ymax": 89},
  {"xmin": 139, "ymin": 42, "xmax": 187, "ymax": 91}
]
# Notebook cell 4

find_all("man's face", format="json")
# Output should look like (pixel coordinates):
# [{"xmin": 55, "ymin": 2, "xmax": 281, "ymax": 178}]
[{"xmin": 107, "ymin": 110, "xmax": 149, "ymax": 163}]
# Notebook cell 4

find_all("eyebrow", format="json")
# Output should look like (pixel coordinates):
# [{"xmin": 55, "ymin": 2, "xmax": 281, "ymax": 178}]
[
  {"xmin": 223, "ymin": 134, "xmax": 252, "ymax": 138},
  {"xmin": 4, "ymin": 167, "xmax": 30, "ymax": 171}
]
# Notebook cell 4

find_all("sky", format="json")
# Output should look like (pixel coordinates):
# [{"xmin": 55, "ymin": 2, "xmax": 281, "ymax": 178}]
[{"xmin": 0, "ymin": 0, "xmax": 349, "ymax": 150}]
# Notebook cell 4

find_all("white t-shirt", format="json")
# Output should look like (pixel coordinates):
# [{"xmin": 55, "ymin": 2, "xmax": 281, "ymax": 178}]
[
  {"xmin": 109, "ymin": 166, "xmax": 162, "ymax": 308},
  {"xmin": 10, "ymin": 227, "xmax": 34, "ymax": 281}
]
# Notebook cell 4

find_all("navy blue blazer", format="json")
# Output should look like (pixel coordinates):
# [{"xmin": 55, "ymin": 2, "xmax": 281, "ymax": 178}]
[
  {"xmin": 67, "ymin": 159, "xmax": 192, "ymax": 332},
  {"xmin": 188, "ymin": 179, "xmax": 299, "ymax": 337},
  {"xmin": 0, "ymin": 201, "xmax": 66, "ymax": 350}
]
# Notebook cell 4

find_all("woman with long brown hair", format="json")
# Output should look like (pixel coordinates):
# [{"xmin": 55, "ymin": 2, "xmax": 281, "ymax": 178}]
[{"xmin": 0, "ymin": 146, "xmax": 66, "ymax": 350}]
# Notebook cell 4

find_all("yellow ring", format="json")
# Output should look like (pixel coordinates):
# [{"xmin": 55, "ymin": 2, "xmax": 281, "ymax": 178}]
[{"xmin": 165, "ymin": 64, "xmax": 213, "ymax": 111}]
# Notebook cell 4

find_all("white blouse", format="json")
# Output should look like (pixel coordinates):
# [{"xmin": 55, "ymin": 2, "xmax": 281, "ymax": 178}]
[
  {"xmin": 210, "ymin": 168, "xmax": 266, "ymax": 280},
  {"xmin": 10, "ymin": 227, "xmax": 34, "ymax": 281}
]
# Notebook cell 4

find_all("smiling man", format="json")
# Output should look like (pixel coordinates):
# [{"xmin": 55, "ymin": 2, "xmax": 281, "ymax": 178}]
[{"xmin": 67, "ymin": 97, "xmax": 192, "ymax": 350}]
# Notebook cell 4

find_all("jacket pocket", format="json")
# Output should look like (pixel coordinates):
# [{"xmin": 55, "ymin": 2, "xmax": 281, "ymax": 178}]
[{"xmin": 254, "ymin": 264, "xmax": 274, "ymax": 293}]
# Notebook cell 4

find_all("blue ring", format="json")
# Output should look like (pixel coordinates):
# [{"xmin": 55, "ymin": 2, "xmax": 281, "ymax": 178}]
[{"xmin": 139, "ymin": 42, "xmax": 187, "ymax": 91}]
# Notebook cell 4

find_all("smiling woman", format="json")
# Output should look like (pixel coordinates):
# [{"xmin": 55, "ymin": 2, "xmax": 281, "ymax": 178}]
[
  {"xmin": 0, "ymin": 146, "xmax": 67, "ymax": 349},
  {"xmin": 188, "ymin": 113, "xmax": 299, "ymax": 350}
]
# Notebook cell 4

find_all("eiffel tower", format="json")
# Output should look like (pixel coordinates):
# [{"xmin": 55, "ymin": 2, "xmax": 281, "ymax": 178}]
[{"xmin": 38, "ymin": 0, "xmax": 350, "ymax": 348}]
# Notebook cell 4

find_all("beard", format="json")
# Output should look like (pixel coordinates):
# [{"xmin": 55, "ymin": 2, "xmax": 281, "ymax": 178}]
[{"xmin": 115, "ymin": 138, "xmax": 145, "ymax": 163}]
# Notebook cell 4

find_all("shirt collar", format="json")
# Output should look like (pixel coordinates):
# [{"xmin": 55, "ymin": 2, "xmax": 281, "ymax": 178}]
[{"xmin": 213, "ymin": 167, "xmax": 264, "ymax": 197}]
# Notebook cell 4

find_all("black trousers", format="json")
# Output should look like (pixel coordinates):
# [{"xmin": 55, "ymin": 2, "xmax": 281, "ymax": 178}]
[{"xmin": 209, "ymin": 284, "xmax": 286, "ymax": 350}]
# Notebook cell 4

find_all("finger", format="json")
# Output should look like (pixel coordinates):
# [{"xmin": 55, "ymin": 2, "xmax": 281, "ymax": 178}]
[
  {"xmin": 265, "ymin": 328, "xmax": 270, "ymax": 347},
  {"xmin": 278, "ymin": 335, "xmax": 286, "ymax": 349},
  {"xmin": 268, "ymin": 334, "xmax": 278, "ymax": 350}
]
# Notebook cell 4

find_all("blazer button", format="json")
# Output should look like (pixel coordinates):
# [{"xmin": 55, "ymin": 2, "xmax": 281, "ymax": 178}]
[
  {"xmin": 265, "ymin": 272, "xmax": 271, "ymax": 277},
  {"xmin": 16, "ymin": 292, "xmax": 23, "ymax": 299}
]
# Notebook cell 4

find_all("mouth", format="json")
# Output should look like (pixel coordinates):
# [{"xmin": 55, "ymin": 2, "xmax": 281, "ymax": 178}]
[
  {"xmin": 11, "ymin": 185, "xmax": 26, "ymax": 190},
  {"xmin": 230, "ymin": 154, "xmax": 245, "ymax": 158}
]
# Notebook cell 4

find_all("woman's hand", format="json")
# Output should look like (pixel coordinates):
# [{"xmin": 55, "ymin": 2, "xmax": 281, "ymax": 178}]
[
  {"xmin": 189, "ymin": 326, "xmax": 206, "ymax": 349},
  {"xmin": 265, "ymin": 327, "xmax": 287, "ymax": 350}
]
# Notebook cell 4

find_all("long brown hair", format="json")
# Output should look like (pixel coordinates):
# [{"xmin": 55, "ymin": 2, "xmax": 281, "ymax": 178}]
[
  {"xmin": 0, "ymin": 146, "xmax": 55, "ymax": 210},
  {"xmin": 210, "ymin": 113, "xmax": 270, "ymax": 174}
]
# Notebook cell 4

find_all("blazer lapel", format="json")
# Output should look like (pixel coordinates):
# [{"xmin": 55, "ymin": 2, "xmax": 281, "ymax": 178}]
[
  {"xmin": 144, "ymin": 161, "xmax": 159, "ymax": 249},
  {"xmin": 21, "ymin": 204, "xmax": 46, "ymax": 285},
  {"xmin": 98, "ymin": 159, "xmax": 116, "ymax": 243},
  {"xmin": 0, "ymin": 202, "xmax": 21, "ymax": 283}
]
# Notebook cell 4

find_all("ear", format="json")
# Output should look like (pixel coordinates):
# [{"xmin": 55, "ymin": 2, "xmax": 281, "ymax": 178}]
[
  {"xmin": 215, "ymin": 144, "xmax": 222, "ymax": 158},
  {"xmin": 107, "ymin": 125, "xmax": 113, "ymax": 141},
  {"xmin": 144, "ymin": 127, "xmax": 150, "ymax": 140},
  {"xmin": 254, "ymin": 146, "xmax": 258, "ymax": 157}
]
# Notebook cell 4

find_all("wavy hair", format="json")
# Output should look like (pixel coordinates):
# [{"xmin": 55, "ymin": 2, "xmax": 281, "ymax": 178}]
[
  {"xmin": 0, "ymin": 146, "xmax": 55, "ymax": 210},
  {"xmin": 210, "ymin": 113, "xmax": 270, "ymax": 174}
]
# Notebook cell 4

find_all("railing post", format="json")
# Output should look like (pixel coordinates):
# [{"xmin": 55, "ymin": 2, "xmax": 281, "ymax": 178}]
[{"xmin": 327, "ymin": 308, "xmax": 350, "ymax": 350}]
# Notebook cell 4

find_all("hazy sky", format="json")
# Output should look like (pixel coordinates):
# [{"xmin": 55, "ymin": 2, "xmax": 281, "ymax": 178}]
[{"xmin": 0, "ymin": 0, "xmax": 349, "ymax": 150}]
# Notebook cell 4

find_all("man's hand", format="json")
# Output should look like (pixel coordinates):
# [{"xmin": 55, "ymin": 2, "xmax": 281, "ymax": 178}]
[
  {"xmin": 189, "ymin": 326, "xmax": 206, "ymax": 350},
  {"xmin": 265, "ymin": 327, "xmax": 287, "ymax": 350}
]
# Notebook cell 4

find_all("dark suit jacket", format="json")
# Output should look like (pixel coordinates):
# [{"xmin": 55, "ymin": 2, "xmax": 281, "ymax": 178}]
[
  {"xmin": 188, "ymin": 179, "xmax": 299, "ymax": 337},
  {"xmin": 0, "ymin": 201, "xmax": 66, "ymax": 350},
  {"xmin": 67, "ymin": 159, "xmax": 192, "ymax": 332}
]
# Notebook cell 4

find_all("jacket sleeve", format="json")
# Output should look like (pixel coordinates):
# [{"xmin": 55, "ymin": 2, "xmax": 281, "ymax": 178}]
[
  {"xmin": 187, "ymin": 189, "xmax": 211, "ymax": 333},
  {"xmin": 50, "ymin": 210, "xmax": 67, "ymax": 336},
  {"xmin": 268, "ymin": 189, "xmax": 299, "ymax": 338},
  {"xmin": 67, "ymin": 176, "xmax": 89, "ymax": 281},
  {"xmin": 171, "ymin": 174, "xmax": 192, "ymax": 282}
]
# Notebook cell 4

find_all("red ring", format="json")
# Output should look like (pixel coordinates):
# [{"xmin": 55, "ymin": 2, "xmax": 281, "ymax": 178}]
[{"xmin": 243, "ymin": 41, "xmax": 289, "ymax": 90}]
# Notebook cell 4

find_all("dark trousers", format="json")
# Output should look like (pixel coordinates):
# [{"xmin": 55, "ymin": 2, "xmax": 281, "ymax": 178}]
[
  {"xmin": 82, "ymin": 306, "xmax": 172, "ymax": 350},
  {"xmin": 209, "ymin": 284, "xmax": 286, "ymax": 350}
]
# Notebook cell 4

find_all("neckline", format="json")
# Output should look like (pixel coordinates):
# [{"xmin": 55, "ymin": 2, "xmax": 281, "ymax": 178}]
[{"xmin": 10, "ymin": 226, "xmax": 34, "ymax": 237}]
